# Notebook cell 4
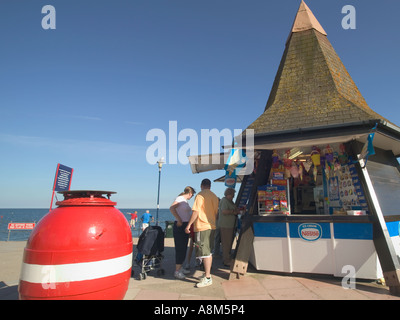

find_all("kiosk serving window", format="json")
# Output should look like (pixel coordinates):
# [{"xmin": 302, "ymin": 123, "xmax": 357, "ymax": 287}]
[{"xmin": 257, "ymin": 143, "xmax": 368, "ymax": 216}]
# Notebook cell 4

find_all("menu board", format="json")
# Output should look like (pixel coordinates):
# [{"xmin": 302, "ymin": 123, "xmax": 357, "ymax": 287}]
[{"xmin": 336, "ymin": 164, "xmax": 368, "ymax": 212}]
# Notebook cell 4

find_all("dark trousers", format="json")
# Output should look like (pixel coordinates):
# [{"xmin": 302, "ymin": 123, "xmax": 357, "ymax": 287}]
[{"xmin": 173, "ymin": 221, "xmax": 189, "ymax": 265}]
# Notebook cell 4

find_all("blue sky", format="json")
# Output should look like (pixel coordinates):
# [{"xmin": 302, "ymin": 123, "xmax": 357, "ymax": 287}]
[{"xmin": 0, "ymin": 0, "xmax": 399, "ymax": 208}]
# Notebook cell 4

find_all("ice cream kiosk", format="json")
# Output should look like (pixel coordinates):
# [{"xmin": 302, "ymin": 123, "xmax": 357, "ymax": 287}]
[
  {"xmin": 246, "ymin": 139, "xmax": 400, "ymax": 282},
  {"xmin": 190, "ymin": 2, "xmax": 400, "ymax": 295},
  {"xmin": 231, "ymin": 2, "xmax": 400, "ymax": 295}
]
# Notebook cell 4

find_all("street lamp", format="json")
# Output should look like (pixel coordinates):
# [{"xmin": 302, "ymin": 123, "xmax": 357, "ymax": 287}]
[{"xmin": 156, "ymin": 157, "xmax": 165, "ymax": 226}]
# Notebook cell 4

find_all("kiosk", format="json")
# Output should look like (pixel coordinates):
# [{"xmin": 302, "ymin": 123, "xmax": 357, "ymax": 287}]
[
  {"xmin": 189, "ymin": 1, "xmax": 400, "ymax": 295},
  {"xmin": 248, "ymin": 142, "xmax": 399, "ymax": 281}
]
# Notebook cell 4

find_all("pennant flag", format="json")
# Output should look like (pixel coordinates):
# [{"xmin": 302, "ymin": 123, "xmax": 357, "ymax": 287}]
[
  {"xmin": 224, "ymin": 149, "xmax": 247, "ymax": 188},
  {"xmin": 50, "ymin": 163, "xmax": 73, "ymax": 210},
  {"xmin": 359, "ymin": 123, "xmax": 377, "ymax": 167}
]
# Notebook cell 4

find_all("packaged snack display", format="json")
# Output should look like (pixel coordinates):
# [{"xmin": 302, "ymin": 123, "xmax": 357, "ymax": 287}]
[{"xmin": 258, "ymin": 168, "xmax": 290, "ymax": 215}]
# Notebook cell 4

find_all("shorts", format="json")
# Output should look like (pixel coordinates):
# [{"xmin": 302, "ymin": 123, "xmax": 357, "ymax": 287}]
[
  {"xmin": 142, "ymin": 223, "xmax": 149, "ymax": 230},
  {"xmin": 195, "ymin": 229, "xmax": 215, "ymax": 259}
]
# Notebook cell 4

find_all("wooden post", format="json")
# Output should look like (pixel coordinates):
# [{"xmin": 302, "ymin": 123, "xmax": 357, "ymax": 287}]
[
  {"xmin": 229, "ymin": 150, "xmax": 272, "ymax": 279},
  {"xmin": 229, "ymin": 219, "xmax": 254, "ymax": 279}
]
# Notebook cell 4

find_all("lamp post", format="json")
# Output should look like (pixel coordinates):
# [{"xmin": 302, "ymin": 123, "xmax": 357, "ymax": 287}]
[{"xmin": 156, "ymin": 157, "xmax": 165, "ymax": 226}]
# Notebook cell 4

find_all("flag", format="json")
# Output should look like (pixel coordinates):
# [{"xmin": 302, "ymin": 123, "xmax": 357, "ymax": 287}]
[
  {"xmin": 224, "ymin": 149, "xmax": 247, "ymax": 188},
  {"xmin": 359, "ymin": 124, "xmax": 377, "ymax": 166},
  {"xmin": 50, "ymin": 163, "xmax": 73, "ymax": 210}
]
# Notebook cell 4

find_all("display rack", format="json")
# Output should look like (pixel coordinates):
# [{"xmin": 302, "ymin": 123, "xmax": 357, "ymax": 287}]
[{"xmin": 257, "ymin": 178, "xmax": 291, "ymax": 215}]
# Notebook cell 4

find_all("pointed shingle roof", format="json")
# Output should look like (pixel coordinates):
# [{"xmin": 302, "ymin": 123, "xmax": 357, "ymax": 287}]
[{"xmin": 247, "ymin": 1, "xmax": 388, "ymax": 136}]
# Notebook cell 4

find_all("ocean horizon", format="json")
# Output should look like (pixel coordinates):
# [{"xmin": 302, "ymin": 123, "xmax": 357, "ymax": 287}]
[{"xmin": 0, "ymin": 208, "xmax": 174, "ymax": 241}]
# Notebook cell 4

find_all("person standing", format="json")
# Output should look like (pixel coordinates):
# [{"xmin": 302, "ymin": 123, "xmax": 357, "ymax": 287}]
[
  {"xmin": 218, "ymin": 188, "xmax": 239, "ymax": 266},
  {"xmin": 141, "ymin": 210, "xmax": 153, "ymax": 231},
  {"xmin": 128, "ymin": 211, "xmax": 138, "ymax": 229},
  {"xmin": 169, "ymin": 186, "xmax": 196, "ymax": 279},
  {"xmin": 185, "ymin": 179, "xmax": 219, "ymax": 288}
]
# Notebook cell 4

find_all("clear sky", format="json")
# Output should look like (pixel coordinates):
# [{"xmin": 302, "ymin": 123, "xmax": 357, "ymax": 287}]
[{"xmin": 0, "ymin": 0, "xmax": 399, "ymax": 208}]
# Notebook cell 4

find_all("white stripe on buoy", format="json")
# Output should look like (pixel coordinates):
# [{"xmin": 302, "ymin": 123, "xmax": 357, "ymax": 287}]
[{"xmin": 20, "ymin": 253, "xmax": 132, "ymax": 284}]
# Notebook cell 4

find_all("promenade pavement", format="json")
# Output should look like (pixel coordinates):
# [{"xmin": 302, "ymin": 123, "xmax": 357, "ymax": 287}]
[{"xmin": 1, "ymin": 238, "xmax": 399, "ymax": 300}]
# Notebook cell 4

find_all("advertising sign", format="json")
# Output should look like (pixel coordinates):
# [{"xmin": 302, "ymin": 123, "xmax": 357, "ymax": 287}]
[
  {"xmin": 298, "ymin": 223, "xmax": 322, "ymax": 242},
  {"xmin": 53, "ymin": 163, "xmax": 73, "ymax": 192}
]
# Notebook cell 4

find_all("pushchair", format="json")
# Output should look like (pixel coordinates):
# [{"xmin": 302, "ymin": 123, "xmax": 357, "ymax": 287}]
[{"xmin": 134, "ymin": 225, "xmax": 165, "ymax": 280}]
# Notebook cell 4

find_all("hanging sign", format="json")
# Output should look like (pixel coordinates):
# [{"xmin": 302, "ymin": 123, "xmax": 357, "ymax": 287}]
[
  {"xmin": 224, "ymin": 149, "xmax": 247, "ymax": 188},
  {"xmin": 53, "ymin": 163, "xmax": 73, "ymax": 191},
  {"xmin": 50, "ymin": 163, "xmax": 73, "ymax": 210},
  {"xmin": 359, "ymin": 123, "xmax": 378, "ymax": 167}
]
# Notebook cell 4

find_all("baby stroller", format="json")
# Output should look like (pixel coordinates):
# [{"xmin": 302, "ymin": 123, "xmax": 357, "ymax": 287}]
[{"xmin": 135, "ymin": 225, "xmax": 165, "ymax": 280}]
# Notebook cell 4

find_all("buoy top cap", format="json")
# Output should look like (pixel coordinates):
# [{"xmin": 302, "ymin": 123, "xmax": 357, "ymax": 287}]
[
  {"xmin": 56, "ymin": 190, "xmax": 117, "ymax": 206},
  {"xmin": 58, "ymin": 190, "xmax": 116, "ymax": 196}
]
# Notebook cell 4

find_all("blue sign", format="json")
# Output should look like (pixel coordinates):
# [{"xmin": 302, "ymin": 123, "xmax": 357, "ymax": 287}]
[
  {"xmin": 386, "ymin": 221, "xmax": 400, "ymax": 238},
  {"xmin": 298, "ymin": 223, "xmax": 322, "ymax": 242},
  {"xmin": 53, "ymin": 163, "xmax": 73, "ymax": 191}
]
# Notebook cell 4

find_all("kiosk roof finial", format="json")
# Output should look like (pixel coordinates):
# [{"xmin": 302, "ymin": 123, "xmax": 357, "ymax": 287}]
[{"xmin": 290, "ymin": 1, "xmax": 326, "ymax": 35}]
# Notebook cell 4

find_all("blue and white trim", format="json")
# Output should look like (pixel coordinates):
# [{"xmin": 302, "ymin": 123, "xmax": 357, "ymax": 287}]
[{"xmin": 250, "ymin": 221, "xmax": 385, "ymax": 279}]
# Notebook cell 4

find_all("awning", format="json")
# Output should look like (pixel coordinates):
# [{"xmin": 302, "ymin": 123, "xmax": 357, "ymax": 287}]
[
  {"xmin": 250, "ymin": 131, "xmax": 400, "ymax": 157},
  {"xmin": 251, "ymin": 133, "xmax": 369, "ymax": 151},
  {"xmin": 188, "ymin": 153, "xmax": 229, "ymax": 174},
  {"xmin": 214, "ymin": 174, "xmax": 245, "ymax": 183},
  {"xmin": 237, "ymin": 120, "xmax": 400, "ymax": 157},
  {"xmin": 188, "ymin": 121, "xmax": 400, "ymax": 176}
]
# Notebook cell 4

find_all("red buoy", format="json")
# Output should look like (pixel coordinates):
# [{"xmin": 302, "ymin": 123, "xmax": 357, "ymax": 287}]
[{"xmin": 18, "ymin": 190, "xmax": 132, "ymax": 300}]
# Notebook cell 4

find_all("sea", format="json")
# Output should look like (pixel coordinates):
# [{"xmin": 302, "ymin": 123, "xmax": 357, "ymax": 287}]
[{"xmin": 0, "ymin": 208, "xmax": 174, "ymax": 241}]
